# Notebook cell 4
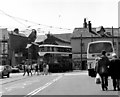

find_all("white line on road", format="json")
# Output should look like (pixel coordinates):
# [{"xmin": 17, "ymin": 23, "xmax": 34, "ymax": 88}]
[
  {"xmin": 64, "ymin": 72, "xmax": 88, "ymax": 76},
  {"xmin": 24, "ymin": 75, "xmax": 63, "ymax": 97}
]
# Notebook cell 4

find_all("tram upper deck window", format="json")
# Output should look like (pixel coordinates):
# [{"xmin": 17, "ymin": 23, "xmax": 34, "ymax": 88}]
[
  {"xmin": 39, "ymin": 46, "xmax": 44, "ymax": 52},
  {"xmin": 52, "ymin": 47, "xmax": 54, "ymax": 51},
  {"xmin": 47, "ymin": 46, "xmax": 50, "ymax": 51}
]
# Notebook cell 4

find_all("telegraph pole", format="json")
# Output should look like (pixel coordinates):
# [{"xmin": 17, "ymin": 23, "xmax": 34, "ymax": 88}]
[
  {"xmin": 112, "ymin": 26, "xmax": 114, "ymax": 46},
  {"xmin": 80, "ymin": 34, "xmax": 83, "ymax": 70},
  {"xmin": 2, "ymin": 35, "xmax": 6, "ymax": 65}
]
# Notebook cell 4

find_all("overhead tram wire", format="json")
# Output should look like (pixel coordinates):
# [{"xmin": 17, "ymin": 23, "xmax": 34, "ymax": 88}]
[
  {"xmin": 0, "ymin": 9, "xmax": 73, "ymax": 32},
  {"xmin": 0, "ymin": 9, "xmax": 28, "ymax": 28}
]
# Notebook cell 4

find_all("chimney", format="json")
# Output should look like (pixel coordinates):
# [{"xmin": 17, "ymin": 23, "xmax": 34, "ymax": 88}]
[
  {"xmin": 88, "ymin": 21, "xmax": 92, "ymax": 32},
  {"xmin": 83, "ymin": 18, "xmax": 87, "ymax": 28},
  {"xmin": 14, "ymin": 28, "xmax": 19, "ymax": 34}
]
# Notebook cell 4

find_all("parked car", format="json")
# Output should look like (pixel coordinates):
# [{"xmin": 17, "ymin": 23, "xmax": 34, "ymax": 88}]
[
  {"xmin": 11, "ymin": 67, "xmax": 20, "ymax": 73},
  {"xmin": 0, "ymin": 65, "xmax": 11, "ymax": 78}
]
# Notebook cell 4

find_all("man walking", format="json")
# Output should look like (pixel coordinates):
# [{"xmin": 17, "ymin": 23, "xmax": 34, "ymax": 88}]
[
  {"xmin": 96, "ymin": 50, "xmax": 110, "ymax": 91},
  {"xmin": 23, "ymin": 61, "xmax": 29, "ymax": 76},
  {"xmin": 28, "ymin": 64, "xmax": 32, "ymax": 76},
  {"xmin": 109, "ymin": 53, "xmax": 120, "ymax": 91}
]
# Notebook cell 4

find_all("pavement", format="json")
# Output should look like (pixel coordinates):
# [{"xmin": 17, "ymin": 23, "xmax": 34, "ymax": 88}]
[{"xmin": 0, "ymin": 73, "xmax": 28, "ymax": 85}]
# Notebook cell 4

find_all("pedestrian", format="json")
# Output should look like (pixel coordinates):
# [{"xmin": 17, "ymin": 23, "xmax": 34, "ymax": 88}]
[
  {"xmin": 34, "ymin": 63, "xmax": 39, "ymax": 75},
  {"xmin": 109, "ymin": 53, "xmax": 120, "ymax": 91},
  {"xmin": 23, "ymin": 61, "xmax": 29, "ymax": 76},
  {"xmin": 45, "ymin": 63, "xmax": 49, "ymax": 75},
  {"xmin": 39, "ymin": 62, "xmax": 43, "ymax": 75},
  {"xmin": 28, "ymin": 64, "xmax": 32, "ymax": 76},
  {"xmin": 96, "ymin": 50, "xmax": 110, "ymax": 91},
  {"xmin": 43, "ymin": 62, "xmax": 47, "ymax": 75}
]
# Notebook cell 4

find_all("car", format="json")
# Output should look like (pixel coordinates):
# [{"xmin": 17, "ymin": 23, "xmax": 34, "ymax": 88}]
[
  {"xmin": 11, "ymin": 66, "xmax": 20, "ymax": 73},
  {"xmin": 0, "ymin": 65, "xmax": 11, "ymax": 78}
]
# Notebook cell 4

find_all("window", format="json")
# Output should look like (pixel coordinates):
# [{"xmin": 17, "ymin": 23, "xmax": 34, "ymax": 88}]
[{"xmin": 89, "ymin": 42, "xmax": 113, "ymax": 53}]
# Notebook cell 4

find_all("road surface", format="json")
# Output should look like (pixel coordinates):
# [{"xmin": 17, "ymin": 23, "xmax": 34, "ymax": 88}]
[{"xmin": 0, "ymin": 71, "xmax": 119, "ymax": 97}]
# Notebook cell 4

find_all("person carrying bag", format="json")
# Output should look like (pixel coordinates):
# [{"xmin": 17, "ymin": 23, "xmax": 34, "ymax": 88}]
[
  {"xmin": 95, "ymin": 73, "xmax": 101, "ymax": 84},
  {"xmin": 95, "ymin": 50, "xmax": 110, "ymax": 91}
]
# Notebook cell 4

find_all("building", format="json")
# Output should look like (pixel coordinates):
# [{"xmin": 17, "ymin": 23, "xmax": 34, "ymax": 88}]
[
  {"xmin": 9, "ymin": 32, "xmax": 28, "ymax": 66},
  {"xmin": 8, "ymin": 29, "xmax": 37, "ymax": 66},
  {"xmin": 71, "ymin": 19, "xmax": 120, "ymax": 70},
  {"xmin": 0, "ymin": 28, "xmax": 38, "ymax": 66},
  {"xmin": 118, "ymin": 1, "xmax": 120, "ymax": 27},
  {"xmin": 0, "ymin": 28, "xmax": 9, "ymax": 65}
]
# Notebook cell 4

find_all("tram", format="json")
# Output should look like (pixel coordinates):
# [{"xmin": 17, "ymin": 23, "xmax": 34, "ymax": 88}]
[{"xmin": 38, "ymin": 44, "xmax": 73, "ymax": 72}]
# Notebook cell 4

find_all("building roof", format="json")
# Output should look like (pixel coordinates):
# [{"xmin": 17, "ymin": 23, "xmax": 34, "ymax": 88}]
[
  {"xmin": 35, "ymin": 35, "xmax": 47, "ymax": 43},
  {"xmin": 71, "ymin": 27, "xmax": 119, "ymax": 38},
  {"xmin": 54, "ymin": 33, "xmax": 72, "ymax": 42},
  {"xmin": 71, "ymin": 28, "xmax": 98, "ymax": 38},
  {"xmin": 35, "ymin": 33, "xmax": 71, "ymax": 46}
]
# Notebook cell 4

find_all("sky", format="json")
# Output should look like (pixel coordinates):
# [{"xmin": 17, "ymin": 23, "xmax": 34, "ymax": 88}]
[{"xmin": 0, "ymin": 0, "xmax": 119, "ymax": 34}]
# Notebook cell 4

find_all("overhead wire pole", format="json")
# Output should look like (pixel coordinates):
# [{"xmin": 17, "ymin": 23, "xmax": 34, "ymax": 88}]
[
  {"xmin": 112, "ymin": 26, "xmax": 114, "ymax": 46},
  {"xmin": 80, "ymin": 34, "xmax": 83, "ymax": 70}
]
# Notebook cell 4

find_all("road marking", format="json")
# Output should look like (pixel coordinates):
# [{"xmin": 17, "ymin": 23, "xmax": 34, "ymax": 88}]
[
  {"xmin": 25, "ymin": 75, "xmax": 63, "ymax": 97},
  {"xmin": 64, "ymin": 72, "xmax": 88, "ymax": 76}
]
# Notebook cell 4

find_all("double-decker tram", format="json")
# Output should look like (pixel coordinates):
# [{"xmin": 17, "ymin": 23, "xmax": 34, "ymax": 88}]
[
  {"xmin": 87, "ymin": 41, "xmax": 115, "ymax": 77},
  {"xmin": 38, "ymin": 44, "xmax": 73, "ymax": 72}
]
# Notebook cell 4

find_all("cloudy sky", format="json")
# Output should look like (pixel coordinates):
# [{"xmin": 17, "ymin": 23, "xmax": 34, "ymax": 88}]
[{"xmin": 0, "ymin": 0, "xmax": 119, "ymax": 34}]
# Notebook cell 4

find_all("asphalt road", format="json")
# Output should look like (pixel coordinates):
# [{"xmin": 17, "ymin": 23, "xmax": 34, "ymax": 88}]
[{"xmin": 0, "ymin": 71, "xmax": 119, "ymax": 97}]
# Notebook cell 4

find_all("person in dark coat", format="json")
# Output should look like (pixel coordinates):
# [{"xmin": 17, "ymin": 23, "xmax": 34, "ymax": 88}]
[
  {"xmin": 96, "ymin": 50, "xmax": 110, "ymax": 91},
  {"xmin": 27, "ymin": 64, "xmax": 32, "ymax": 76},
  {"xmin": 109, "ymin": 53, "xmax": 120, "ymax": 91},
  {"xmin": 23, "ymin": 61, "xmax": 29, "ymax": 76},
  {"xmin": 34, "ymin": 63, "xmax": 39, "ymax": 75}
]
